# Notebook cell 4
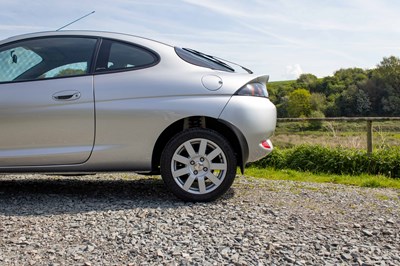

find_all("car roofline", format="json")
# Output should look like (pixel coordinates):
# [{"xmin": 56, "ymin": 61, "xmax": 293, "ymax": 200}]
[{"xmin": 0, "ymin": 30, "xmax": 173, "ymax": 47}]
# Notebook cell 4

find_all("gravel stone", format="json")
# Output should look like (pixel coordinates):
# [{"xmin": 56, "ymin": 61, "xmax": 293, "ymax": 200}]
[
  {"xmin": 386, "ymin": 219, "xmax": 395, "ymax": 225},
  {"xmin": 0, "ymin": 173, "xmax": 399, "ymax": 265},
  {"xmin": 341, "ymin": 253, "xmax": 352, "ymax": 261},
  {"xmin": 362, "ymin": 230, "xmax": 374, "ymax": 237}
]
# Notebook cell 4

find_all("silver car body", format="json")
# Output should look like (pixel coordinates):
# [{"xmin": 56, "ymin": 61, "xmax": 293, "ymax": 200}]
[{"xmin": 0, "ymin": 31, "xmax": 276, "ymax": 173}]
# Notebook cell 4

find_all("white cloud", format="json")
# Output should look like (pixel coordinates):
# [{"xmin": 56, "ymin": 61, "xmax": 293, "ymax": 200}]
[{"xmin": 285, "ymin": 64, "xmax": 303, "ymax": 80}]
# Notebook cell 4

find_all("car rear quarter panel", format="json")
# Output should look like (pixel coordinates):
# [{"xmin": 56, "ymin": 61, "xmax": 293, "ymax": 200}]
[
  {"xmin": 219, "ymin": 96, "xmax": 277, "ymax": 163},
  {"xmin": 89, "ymin": 62, "xmax": 233, "ymax": 170}
]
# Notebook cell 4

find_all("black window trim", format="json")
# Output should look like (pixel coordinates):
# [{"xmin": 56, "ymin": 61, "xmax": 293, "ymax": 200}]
[
  {"xmin": 0, "ymin": 35, "xmax": 101, "ymax": 84},
  {"xmin": 94, "ymin": 38, "xmax": 160, "ymax": 75}
]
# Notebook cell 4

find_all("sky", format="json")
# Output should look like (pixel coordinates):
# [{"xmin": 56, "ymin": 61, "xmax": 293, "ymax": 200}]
[{"xmin": 1, "ymin": 0, "xmax": 400, "ymax": 81}]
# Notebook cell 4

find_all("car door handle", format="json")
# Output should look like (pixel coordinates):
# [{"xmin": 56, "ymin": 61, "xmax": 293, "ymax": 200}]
[{"xmin": 52, "ymin": 90, "xmax": 81, "ymax": 101}]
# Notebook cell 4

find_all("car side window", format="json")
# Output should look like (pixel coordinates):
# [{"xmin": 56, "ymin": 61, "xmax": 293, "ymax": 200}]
[
  {"xmin": 95, "ymin": 40, "xmax": 158, "ymax": 72},
  {"xmin": 0, "ymin": 47, "xmax": 42, "ymax": 82},
  {"xmin": 0, "ymin": 37, "xmax": 97, "ymax": 83},
  {"xmin": 41, "ymin": 62, "xmax": 88, "ymax": 78}
]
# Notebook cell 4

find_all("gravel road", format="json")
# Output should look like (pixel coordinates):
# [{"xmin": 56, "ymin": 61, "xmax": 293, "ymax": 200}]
[{"xmin": 0, "ymin": 173, "xmax": 399, "ymax": 265}]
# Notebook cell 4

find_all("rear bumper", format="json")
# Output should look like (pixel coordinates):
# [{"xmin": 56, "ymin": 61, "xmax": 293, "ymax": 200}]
[{"xmin": 219, "ymin": 96, "xmax": 276, "ymax": 163}]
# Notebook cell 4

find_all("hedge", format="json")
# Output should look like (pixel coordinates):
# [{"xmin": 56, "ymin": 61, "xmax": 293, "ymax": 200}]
[{"xmin": 251, "ymin": 145, "xmax": 400, "ymax": 178}]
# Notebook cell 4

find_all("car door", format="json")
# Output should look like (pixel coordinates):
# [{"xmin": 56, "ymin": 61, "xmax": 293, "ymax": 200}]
[
  {"xmin": 0, "ymin": 36, "xmax": 97, "ymax": 166},
  {"xmin": 91, "ymin": 39, "xmax": 161, "ymax": 168}
]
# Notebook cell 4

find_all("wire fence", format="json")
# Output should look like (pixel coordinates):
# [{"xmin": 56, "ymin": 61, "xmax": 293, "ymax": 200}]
[{"xmin": 275, "ymin": 117, "xmax": 400, "ymax": 153}]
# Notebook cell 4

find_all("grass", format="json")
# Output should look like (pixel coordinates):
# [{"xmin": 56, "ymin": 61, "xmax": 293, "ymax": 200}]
[
  {"xmin": 272, "ymin": 120, "xmax": 400, "ymax": 150},
  {"xmin": 245, "ymin": 167, "xmax": 400, "ymax": 190},
  {"xmin": 272, "ymin": 133, "xmax": 368, "ymax": 149}
]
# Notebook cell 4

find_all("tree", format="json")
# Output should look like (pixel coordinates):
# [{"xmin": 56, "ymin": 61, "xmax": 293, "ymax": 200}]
[
  {"xmin": 315, "ymin": 76, "xmax": 345, "ymax": 96},
  {"xmin": 373, "ymin": 56, "xmax": 400, "ymax": 94},
  {"xmin": 296, "ymin": 73, "xmax": 318, "ymax": 92},
  {"xmin": 355, "ymin": 89, "xmax": 371, "ymax": 115},
  {"xmin": 368, "ymin": 56, "xmax": 400, "ymax": 115},
  {"xmin": 336, "ymin": 85, "xmax": 371, "ymax": 116},
  {"xmin": 325, "ymin": 93, "xmax": 341, "ymax": 117},
  {"xmin": 268, "ymin": 81, "xmax": 297, "ymax": 117},
  {"xmin": 382, "ymin": 94, "xmax": 400, "ymax": 116},
  {"xmin": 334, "ymin": 68, "xmax": 368, "ymax": 87},
  {"xmin": 287, "ymin": 89, "xmax": 311, "ymax": 117},
  {"xmin": 310, "ymin": 93, "xmax": 327, "ymax": 112},
  {"xmin": 276, "ymin": 97, "xmax": 289, "ymax": 118},
  {"xmin": 361, "ymin": 79, "xmax": 383, "ymax": 116}
]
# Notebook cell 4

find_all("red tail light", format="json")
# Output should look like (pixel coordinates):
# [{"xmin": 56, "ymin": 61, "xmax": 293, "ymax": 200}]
[
  {"xmin": 260, "ymin": 139, "xmax": 273, "ymax": 150},
  {"xmin": 235, "ymin": 82, "xmax": 269, "ymax": 98}
]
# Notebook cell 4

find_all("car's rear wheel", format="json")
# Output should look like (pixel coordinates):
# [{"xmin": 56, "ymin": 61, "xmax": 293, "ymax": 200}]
[{"xmin": 160, "ymin": 128, "xmax": 237, "ymax": 202}]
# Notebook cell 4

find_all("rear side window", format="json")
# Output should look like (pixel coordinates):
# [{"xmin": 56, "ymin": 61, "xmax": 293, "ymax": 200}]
[
  {"xmin": 95, "ymin": 40, "xmax": 159, "ymax": 72},
  {"xmin": 0, "ymin": 37, "xmax": 97, "ymax": 83}
]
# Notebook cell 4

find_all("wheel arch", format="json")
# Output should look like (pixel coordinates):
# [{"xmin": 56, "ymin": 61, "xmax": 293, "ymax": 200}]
[{"xmin": 151, "ymin": 116, "xmax": 248, "ymax": 174}]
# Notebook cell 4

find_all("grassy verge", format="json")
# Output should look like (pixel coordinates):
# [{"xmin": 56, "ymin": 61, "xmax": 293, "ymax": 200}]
[{"xmin": 245, "ymin": 167, "xmax": 400, "ymax": 190}]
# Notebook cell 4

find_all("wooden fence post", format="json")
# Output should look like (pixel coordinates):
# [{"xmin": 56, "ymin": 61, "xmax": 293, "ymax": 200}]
[{"xmin": 366, "ymin": 120, "xmax": 372, "ymax": 154}]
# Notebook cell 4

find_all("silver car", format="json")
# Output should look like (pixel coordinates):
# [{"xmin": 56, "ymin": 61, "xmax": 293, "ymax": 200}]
[{"xmin": 0, "ymin": 31, "xmax": 276, "ymax": 201}]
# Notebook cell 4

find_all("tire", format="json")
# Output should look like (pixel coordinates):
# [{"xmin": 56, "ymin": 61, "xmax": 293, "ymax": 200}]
[{"xmin": 160, "ymin": 128, "xmax": 237, "ymax": 202}]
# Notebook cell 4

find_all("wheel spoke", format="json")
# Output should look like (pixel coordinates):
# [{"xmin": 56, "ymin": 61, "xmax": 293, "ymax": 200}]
[
  {"xmin": 206, "ymin": 147, "xmax": 222, "ymax": 161},
  {"xmin": 198, "ymin": 139, "xmax": 207, "ymax": 156},
  {"xmin": 183, "ymin": 174, "xmax": 196, "ymax": 191},
  {"xmin": 172, "ymin": 154, "xmax": 189, "ymax": 165},
  {"xmin": 206, "ymin": 172, "xmax": 222, "ymax": 186},
  {"xmin": 198, "ymin": 176, "xmax": 206, "ymax": 194},
  {"xmin": 184, "ymin": 141, "xmax": 197, "ymax": 158},
  {"xmin": 172, "ymin": 167, "xmax": 190, "ymax": 178},
  {"xmin": 210, "ymin": 163, "xmax": 226, "ymax": 171}
]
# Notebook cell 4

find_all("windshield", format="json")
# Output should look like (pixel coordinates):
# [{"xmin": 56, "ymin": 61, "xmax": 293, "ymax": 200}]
[{"xmin": 175, "ymin": 47, "xmax": 252, "ymax": 74}]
